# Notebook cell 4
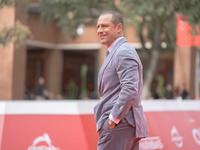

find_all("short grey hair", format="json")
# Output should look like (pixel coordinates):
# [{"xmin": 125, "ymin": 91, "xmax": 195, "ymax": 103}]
[{"xmin": 100, "ymin": 11, "xmax": 124, "ymax": 29}]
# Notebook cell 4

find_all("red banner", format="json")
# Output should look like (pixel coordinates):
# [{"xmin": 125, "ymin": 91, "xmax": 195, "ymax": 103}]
[
  {"xmin": 177, "ymin": 15, "xmax": 200, "ymax": 46},
  {"xmin": 0, "ymin": 100, "xmax": 200, "ymax": 150},
  {"xmin": 140, "ymin": 111, "xmax": 200, "ymax": 150},
  {"xmin": 0, "ymin": 115, "xmax": 97, "ymax": 150}
]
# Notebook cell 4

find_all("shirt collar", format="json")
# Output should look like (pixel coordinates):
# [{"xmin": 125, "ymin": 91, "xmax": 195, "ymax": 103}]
[{"xmin": 108, "ymin": 37, "xmax": 124, "ymax": 53}]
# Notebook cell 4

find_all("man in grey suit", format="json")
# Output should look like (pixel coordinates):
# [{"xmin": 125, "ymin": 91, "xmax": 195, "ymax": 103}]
[{"xmin": 94, "ymin": 11, "xmax": 148, "ymax": 150}]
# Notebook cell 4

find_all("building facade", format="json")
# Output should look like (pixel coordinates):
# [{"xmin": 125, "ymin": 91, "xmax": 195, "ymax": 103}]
[{"xmin": 0, "ymin": 3, "xmax": 180, "ymax": 100}]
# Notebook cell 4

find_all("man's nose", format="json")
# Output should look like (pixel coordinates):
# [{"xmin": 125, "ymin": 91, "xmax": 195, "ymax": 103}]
[{"xmin": 97, "ymin": 27, "xmax": 103, "ymax": 33}]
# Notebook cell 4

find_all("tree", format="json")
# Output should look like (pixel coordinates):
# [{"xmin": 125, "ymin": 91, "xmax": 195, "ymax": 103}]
[
  {"xmin": 39, "ymin": 0, "xmax": 200, "ymax": 99},
  {"xmin": 120, "ymin": 0, "xmax": 200, "ymax": 99},
  {"xmin": 39, "ymin": 0, "xmax": 117, "ymax": 38},
  {"xmin": 0, "ymin": 0, "xmax": 30, "ymax": 47}
]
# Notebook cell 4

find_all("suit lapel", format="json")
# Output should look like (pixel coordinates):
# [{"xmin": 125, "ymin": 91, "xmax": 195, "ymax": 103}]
[{"xmin": 98, "ymin": 37, "xmax": 127, "ymax": 95}]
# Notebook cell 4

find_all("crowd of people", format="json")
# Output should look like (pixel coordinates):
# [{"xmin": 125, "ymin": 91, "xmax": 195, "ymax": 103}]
[
  {"xmin": 154, "ymin": 83, "xmax": 189, "ymax": 100},
  {"xmin": 24, "ymin": 76, "xmax": 190, "ymax": 101},
  {"xmin": 24, "ymin": 77, "xmax": 96, "ymax": 100}
]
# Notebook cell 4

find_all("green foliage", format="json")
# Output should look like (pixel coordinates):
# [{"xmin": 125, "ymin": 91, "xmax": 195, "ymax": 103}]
[
  {"xmin": 156, "ymin": 75, "xmax": 165, "ymax": 98},
  {"xmin": 120, "ymin": 0, "xmax": 200, "ymax": 50},
  {"xmin": 40, "ymin": 0, "xmax": 117, "ymax": 37},
  {"xmin": 0, "ymin": 0, "xmax": 30, "ymax": 47},
  {"xmin": 67, "ymin": 79, "xmax": 77, "ymax": 99},
  {"xmin": 0, "ymin": 0, "xmax": 15, "ymax": 9},
  {"xmin": 0, "ymin": 21, "xmax": 30, "ymax": 47},
  {"xmin": 121, "ymin": 0, "xmax": 177, "ymax": 51},
  {"xmin": 175, "ymin": 0, "xmax": 200, "ymax": 24},
  {"xmin": 80, "ymin": 64, "xmax": 88, "ymax": 99},
  {"xmin": 174, "ymin": 0, "xmax": 200, "ymax": 32}
]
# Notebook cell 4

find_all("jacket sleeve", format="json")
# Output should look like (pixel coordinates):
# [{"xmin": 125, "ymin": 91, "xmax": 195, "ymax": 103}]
[{"xmin": 110, "ymin": 47, "xmax": 140, "ymax": 120}]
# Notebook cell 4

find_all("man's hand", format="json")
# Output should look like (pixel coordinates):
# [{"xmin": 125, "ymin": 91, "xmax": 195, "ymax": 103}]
[{"xmin": 107, "ymin": 119, "xmax": 116, "ymax": 129}]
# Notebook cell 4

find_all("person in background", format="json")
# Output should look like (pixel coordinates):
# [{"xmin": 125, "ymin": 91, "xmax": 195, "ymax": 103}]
[
  {"xmin": 34, "ymin": 77, "xmax": 46, "ymax": 100},
  {"xmin": 181, "ymin": 83, "xmax": 189, "ymax": 99},
  {"xmin": 165, "ymin": 84, "xmax": 173, "ymax": 99}
]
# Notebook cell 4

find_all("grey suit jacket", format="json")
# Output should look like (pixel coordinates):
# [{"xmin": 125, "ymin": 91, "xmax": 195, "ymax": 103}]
[{"xmin": 94, "ymin": 37, "xmax": 148, "ymax": 138}]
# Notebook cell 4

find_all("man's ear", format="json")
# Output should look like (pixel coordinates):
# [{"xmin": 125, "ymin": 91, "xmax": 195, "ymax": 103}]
[{"xmin": 117, "ymin": 23, "xmax": 123, "ymax": 33}]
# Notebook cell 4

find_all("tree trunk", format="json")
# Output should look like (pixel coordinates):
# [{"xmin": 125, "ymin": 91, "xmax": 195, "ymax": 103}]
[
  {"xmin": 142, "ymin": 22, "xmax": 161, "ymax": 99},
  {"xmin": 142, "ymin": 49, "xmax": 160, "ymax": 99}
]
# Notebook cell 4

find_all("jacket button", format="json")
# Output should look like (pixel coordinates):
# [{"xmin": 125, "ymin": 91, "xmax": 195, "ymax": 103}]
[{"xmin": 119, "ymin": 106, "xmax": 123, "ymax": 110}]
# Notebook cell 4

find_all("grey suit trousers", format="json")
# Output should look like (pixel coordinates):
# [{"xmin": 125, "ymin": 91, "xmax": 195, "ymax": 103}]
[{"xmin": 97, "ymin": 118, "xmax": 140, "ymax": 150}]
